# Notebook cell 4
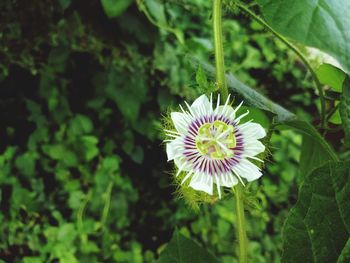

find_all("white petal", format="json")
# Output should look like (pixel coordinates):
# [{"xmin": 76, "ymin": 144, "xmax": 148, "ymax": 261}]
[
  {"xmin": 166, "ymin": 138, "xmax": 183, "ymax": 161},
  {"xmin": 190, "ymin": 94, "xmax": 211, "ymax": 116},
  {"xmin": 239, "ymin": 122, "xmax": 266, "ymax": 140},
  {"xmin": 233, "ymin": 159, "xmax": 262, "ymax": 182},
  {"xmin": 243, "ymin": 140, "xmax": 265, "ymax": 157},
  {"xmin": 216, "ymin": 172, "xmax": 238, "ymax": 187},
  {"xmin": 174, "ymin": 157, "xmax": 192, "ymax": 172},
  {"xmin": 189, "ymin": 173, "xmax": 213, "ymax": 195},
  {"xmin": 171, "ymin": 112, "xmax": 190, "ymax": 134}
]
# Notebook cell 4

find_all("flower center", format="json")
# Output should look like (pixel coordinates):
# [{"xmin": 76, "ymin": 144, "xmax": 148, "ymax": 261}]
[{"xmin": 195, "ymin": 120, "xmax": 236, "ymax": 160}]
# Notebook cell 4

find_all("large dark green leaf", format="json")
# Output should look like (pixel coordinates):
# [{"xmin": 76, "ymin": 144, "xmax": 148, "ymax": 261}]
[
  {"xmin": 298, "ymin": 134, "xmax": 332, "ymax": 181},
  {"xmin": 283, "ymin": 120, "xmax": 338, "ymax": 180},
  {"xmin": 331, "ymin": 162, "xmax": 350, "ymax": 233},
  {"xmin": 282, "ymin": 161, "xmax": 350, "ymax": 263},
  {"xmin": 340, "ymin": 77, "xmax": 350, "ymax": 146},
  {"xmin": 157, "ymin": 231, "xmax": 219, "ymax": 263},
  {"xmin": 256, "ymin": 0, "xmax": 350, "ymax": 74}
]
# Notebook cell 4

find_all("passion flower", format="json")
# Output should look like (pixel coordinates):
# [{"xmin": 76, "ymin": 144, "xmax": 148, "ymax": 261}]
[{"xmin": 165, "ymin": 94, "xmax": 266, "ymax": 198}]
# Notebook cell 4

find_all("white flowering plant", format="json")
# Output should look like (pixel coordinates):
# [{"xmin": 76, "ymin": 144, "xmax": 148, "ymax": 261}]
[
  {"xmin": 153, "ymin": 0, "xmax": 350, "ymax": 262},
  {"xmin": 165, "ymin": 94, "xmax": 266, "ymax": 199}
]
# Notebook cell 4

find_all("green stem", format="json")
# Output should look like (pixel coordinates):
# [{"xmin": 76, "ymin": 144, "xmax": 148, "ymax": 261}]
[
  {"xmin": 213, "ymin": 0, "xmax": 228, "ymax": 101},
  {"xmin": 234, "ymin": 3, "xmax": 326, "ymax": 128},
  {"xmin": 213, "ymin": 1, "xmax": 247, "ymax": 261},
  {"xmin": 101, "ymin": 181, "xmax": 113, "ymax": 229},
  {"xmin": 234, "ymin": 184, "xmax": 248, "ymax": 263}
]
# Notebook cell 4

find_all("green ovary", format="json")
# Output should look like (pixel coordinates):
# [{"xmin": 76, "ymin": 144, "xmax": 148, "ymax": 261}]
[{"xmin": 195, "ymin": 120, "xmax": 236, "ymax": 160}]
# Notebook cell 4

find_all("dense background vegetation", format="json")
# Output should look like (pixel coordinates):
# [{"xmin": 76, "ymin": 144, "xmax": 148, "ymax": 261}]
[{"xmin": 0, "ymin": 0, "xmax": 348, "ymax": 262}]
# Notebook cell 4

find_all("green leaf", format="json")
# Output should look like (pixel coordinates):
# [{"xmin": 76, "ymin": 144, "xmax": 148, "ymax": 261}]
[
  {"xmin": 340, "ymin": 77, "xmax": 350, "ymax": 146},
  {"xmin": 58, "ymin": 0, "xmax": 71, "ymax": 10},
  {"xmin": 331, "ymin": 162, "xmax": 350, "ymax": 233},
  {"xmin": 95, "ymin": 67, "xmax": 147, "ymax": 123},
  {"xmin": 195, "ymin": 65, "xmax": 209, "ymax": 90},
  {"xmin": 42, "ymin": 144, "xmax": 78, "ymax": 167},
  {"xmin": 101, "ymin": 156, "xmax": 120, "ymax": 173},
  {"xmin": 329, "ymin": 104, "xmax": 342, "ymax": 125},
  {"xmin": 316, "ymin": 64, "xmax": 346, "ymax": 92},
  {"xmin": 144, "ymin": 0, "xmax": 167, "ymax": 25},
  {"xmin": 130, "ymin": 145, "xmax": 144, "ymax": 164},
  {"xmin": 283, "ymin": 120, "xmax": 338, "ymax": 160},
  {"xmin": 338, "ymin": 239, "xmax": 350, "ymax": 263},
  {"xmin": 282, "ymin": 161, "xmax": 350, "ymax": 263},
  {"xmin": 298, "ymin": 134, "xmax": 332, "ymax": 182},
  {"xmin": 79, "ymin": 136, "xmax": 99, "ymax": 161},
  {"xmin": 278, "ymin": 120, "xmax": 338, "ymax": 184},
  {"xmin": 23, "ymin": 257, "xmax": 42, "ymax": 263},
  {"xmin": 157, "ymin": 230, "xmax": 220, "ymax": 263},
  {"xmin": 237, "ymin": 106, "xmax": 270, "ymax": 129},
  {"xmin": 68, "ymin": 114, "xmax": 93, "ymax": 137},
  {"xmin": 101, "ymin": 0, "xmax": 133, "ymax": 18},
  {"xmin": 15, "ymin": 152, "xmax": 37, "ymax": 177},
  {"xmin": 256, "ymin": 0, "xmax": 350, "ymax": 74}
]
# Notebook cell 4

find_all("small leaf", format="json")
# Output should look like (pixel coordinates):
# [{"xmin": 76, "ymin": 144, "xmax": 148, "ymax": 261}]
[
  {"xmin": 59, "ymin": 0, "xmax": 71, "ymax": 10},
  {"xmin": 101, "ymin": 0, "xmax": 133, "ymax": 18},
  {"xmin": 195, "ymin": 65, "xmax": 208, "ymax": 90},
  {"xmin": 144, "ymin": 0, "xmax": 167, "ymax": 25},
  {"xmin": 23, "ymin": 257, "xmax": 42, "ymax": 263},
  {"xmin": 95, "ymin": 68, "xmax": 147, "ymax": 123},
  {"xmin": 68, "ymin": 114, "xmax": 93, "ymax": 137},
  {"xmin": 329, "ymin": 104, "xmax": 342, "ymax": 125},
  {"xmin": 80, "ymin": 136, "xmax": 99, "ymax": 161},
  {"xmin": 42, "ymin": 144, "xmax": 78, "ymax": 167},
  {"xmin": 316, "ymin": 64, "xmax": 346, "ymax": 92},
  {"xmin": 15, "ymin": 152, "xmax": 37, "ymax": 177},
  {"xmin": 130, "ymin": 145, "xmax": 144, "ymax": 164},
  {"xmin": 157, "ymin": 230, "xmax": 220, "ymax": 263}
]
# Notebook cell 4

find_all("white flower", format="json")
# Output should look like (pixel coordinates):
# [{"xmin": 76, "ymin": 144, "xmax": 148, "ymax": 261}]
[{"xmin": 165, "ymin": 94, "xmax": 266, "ymax": 198}]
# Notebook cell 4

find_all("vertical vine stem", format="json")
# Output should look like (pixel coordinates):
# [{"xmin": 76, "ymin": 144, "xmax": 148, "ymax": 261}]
[
  {"xmin": 234, "ymin": 3, "xmax": 326, "ymax": 128},
  {"xmin": 213, "ymin": 1, "xmax": 248, "ymax": 262},
  {"xmin": 234, "ymin": 184, "xmax": 248, "ymax": 263},
  {"xmin": 213, "ymin": 0, "xmax": 228, "ymax": 101}
]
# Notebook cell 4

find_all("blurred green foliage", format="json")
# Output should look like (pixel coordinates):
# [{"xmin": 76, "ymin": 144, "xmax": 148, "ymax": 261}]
[{"xmin": 0, "ymin": 0, "xmax": 327, "ymax": 262}]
